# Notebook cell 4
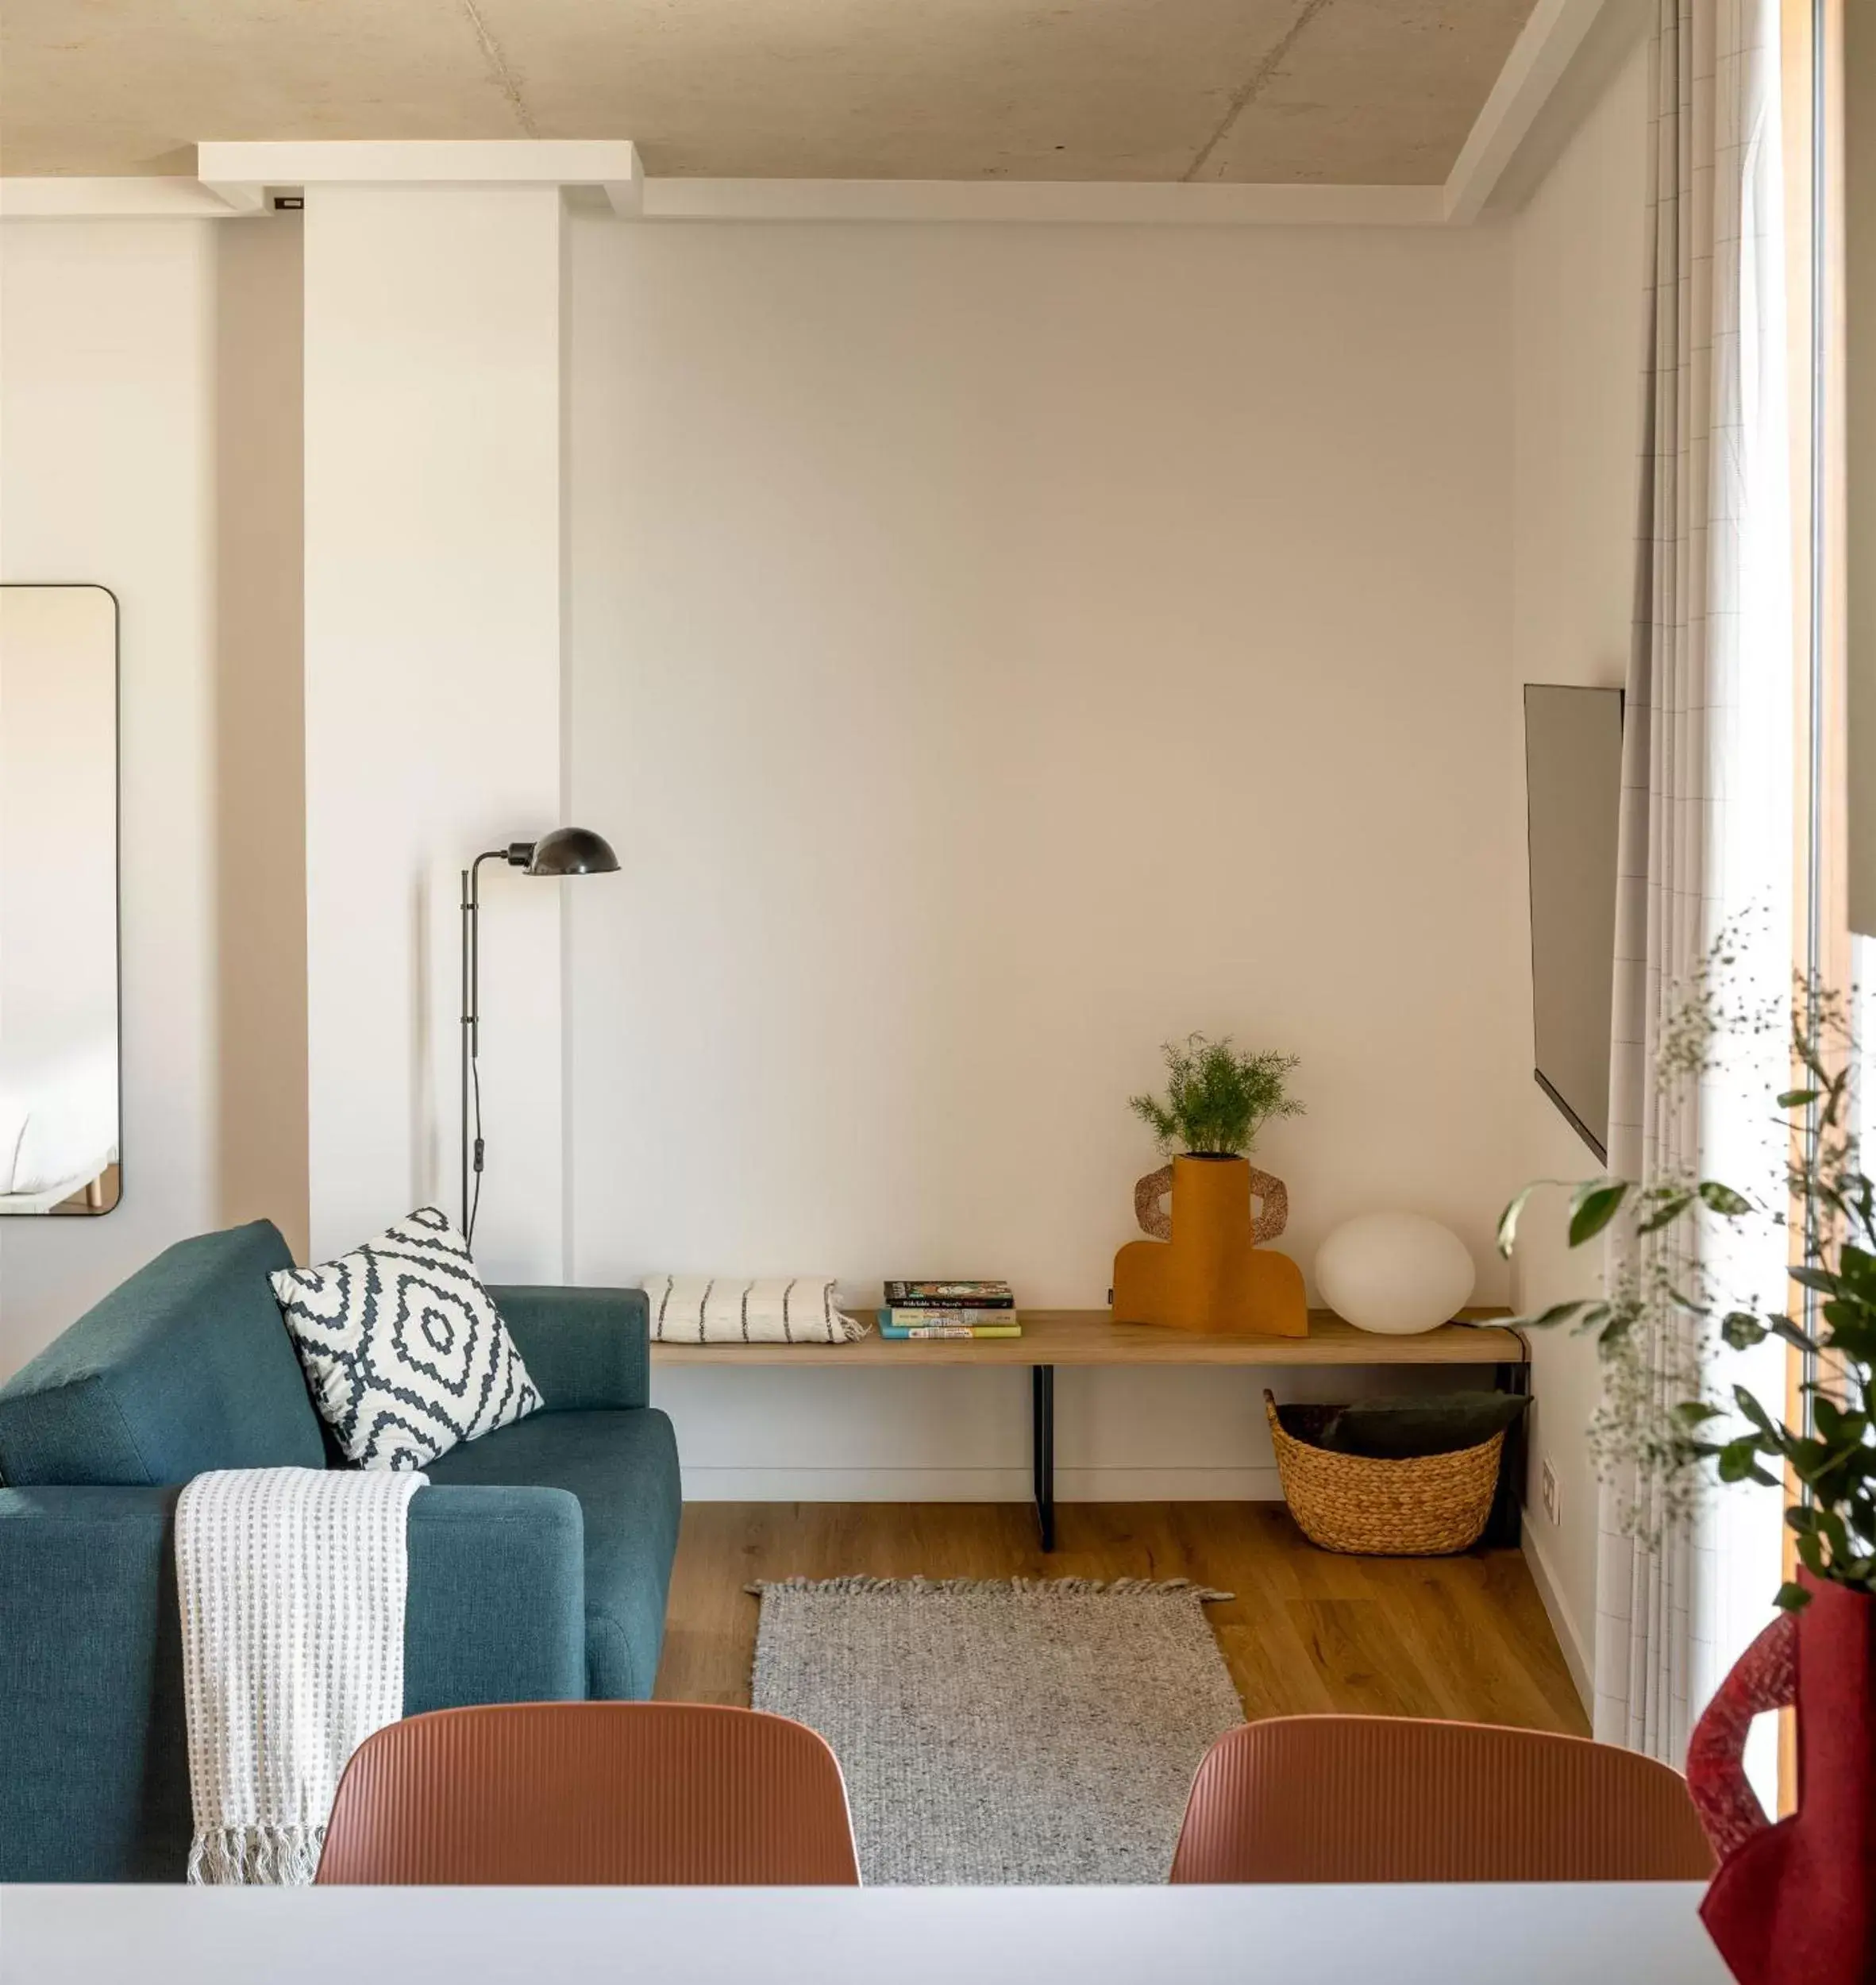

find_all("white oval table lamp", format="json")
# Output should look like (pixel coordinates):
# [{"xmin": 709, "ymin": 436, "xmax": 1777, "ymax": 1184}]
[{"xmin": 1316, "ymin": 1212, "xmax": 1477, "ymax": 1335}]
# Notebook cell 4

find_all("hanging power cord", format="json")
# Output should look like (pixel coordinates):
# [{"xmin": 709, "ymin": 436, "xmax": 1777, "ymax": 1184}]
[
  {"xmin": 468, "ymin": 1050, "xmax": 486, "ymax": 1246},
  {"xmin": 461, "ymin": 847, "xmax": 514, "ymax": 1249},
  {"xmin": 459, "ymin": 827, "xmax": 618, "ymax": 1251}
]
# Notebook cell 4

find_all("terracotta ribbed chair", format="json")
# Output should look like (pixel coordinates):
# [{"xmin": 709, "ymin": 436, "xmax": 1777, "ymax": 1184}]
[
  {"xmin": 1170, "ymin": 1716, "xmax": 1716, "ymax": 1884},
  {"xmin": 316, "ymin": 1703, "xmax": 861, "ymax": 1885}
]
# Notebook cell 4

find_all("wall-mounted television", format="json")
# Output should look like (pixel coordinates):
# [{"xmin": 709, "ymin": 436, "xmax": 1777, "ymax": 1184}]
[{"xmin": 1524, "ymin": 684, "xmax": 1624, "ymax": 1162}]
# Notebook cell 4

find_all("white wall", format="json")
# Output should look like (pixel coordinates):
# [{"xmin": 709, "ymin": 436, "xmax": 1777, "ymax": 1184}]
[
  {"xmin": 1851, "ymin": 0, "xmax": 1876, "ymax": 934},
  {"xmin": 1505, "ymin": 33, "xmax": 1651, "ymax": 1700},
  {"xmin": 301, "ymin": 186, "xmax": 568, "ymax": 1280},
  {"xmin": 0, "ymin": 163, "xmax": 1649, "ymax": 1560},
  {"xmin": 567, "ymin": 217, "xmax": 1529, "ymax": 1497},
  {"xmin": 0, "ymin": 216, "xmax": 306, "ymax": 1371}
]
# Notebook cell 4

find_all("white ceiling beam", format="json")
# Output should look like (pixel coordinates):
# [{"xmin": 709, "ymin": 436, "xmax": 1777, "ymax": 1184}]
[
  {"xmin": 0, "ymin": 177, "xmax": 257, "ymax": 218},
  {"xmin": 17, "ymin": 128, "xmax": 1590, "ymax": 229},
  {"xmin": 1443, "ymin": 0, "xmax": 1615, "ymax": 224},
  {"xmin": 196, "ymin": 177, "xmax": 267, "ymax": 215},
  {"xmin": 193, "ymin": 139, "xmax": 642, "ymax": 210},
  {"xmin": 599, "ymin": 148, "xmax": 644, "ymax": 219},
  {"xmin": 639, "ymin": 179, "xmax": 1444, "ymax": 226}
]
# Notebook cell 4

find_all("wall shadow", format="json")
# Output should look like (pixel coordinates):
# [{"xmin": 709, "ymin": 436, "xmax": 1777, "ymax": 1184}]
[{"xmin": 213, "ymin": 218, "xmax": 309, "ymax": 1259}]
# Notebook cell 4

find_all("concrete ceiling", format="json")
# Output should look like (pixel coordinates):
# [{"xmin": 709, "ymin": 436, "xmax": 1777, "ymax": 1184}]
[{"xmin": 2, "ymin": 0, "xmax": 1539, "ymax": 183}]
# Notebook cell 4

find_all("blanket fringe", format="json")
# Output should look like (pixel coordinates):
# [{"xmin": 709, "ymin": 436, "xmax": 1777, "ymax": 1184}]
[
  {"xmin": 747, "ymin": 1575, "xmax": 1233, "ymax": 1601},
  {"xmin": 188, "ymin": 1823, "xmax": 326, "ymax": 1887}
]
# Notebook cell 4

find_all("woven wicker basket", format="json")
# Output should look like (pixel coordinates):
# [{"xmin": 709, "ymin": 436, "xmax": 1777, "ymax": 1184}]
[{"xmin": 1262, "ymin": 1390, "xmax": 1504, "ymax": 1556}]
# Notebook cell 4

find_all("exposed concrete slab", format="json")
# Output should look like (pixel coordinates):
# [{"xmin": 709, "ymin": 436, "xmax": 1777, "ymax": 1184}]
[
  {"xmin": 1197, "ymin": 0, "xmax": 1538, "ymax": 186},
  {"xmin": 1, "ymin": 0, "xmax": 1540, "ymax": 184}
]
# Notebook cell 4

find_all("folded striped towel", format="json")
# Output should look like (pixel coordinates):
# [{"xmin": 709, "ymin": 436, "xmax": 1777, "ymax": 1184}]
[{"xmin": 643, "ymin": 1275, "xmax": 867, "ymax": 1344}]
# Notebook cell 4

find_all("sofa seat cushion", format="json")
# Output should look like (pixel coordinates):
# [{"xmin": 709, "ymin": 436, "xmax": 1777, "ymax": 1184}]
[
  {"xmin": 422, "ymin": 1408, "xmax": 680, "ymax": 1700},
  {"xmin": 0, "ymin": 1222, "xmax": 325, "ymax": 1486}
]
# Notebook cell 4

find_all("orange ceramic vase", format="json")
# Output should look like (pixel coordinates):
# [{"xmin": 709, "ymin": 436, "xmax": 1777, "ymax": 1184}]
[{"xmin": 1111, "ymin": 1153, "xmax": 1307, "ymax": 1336}]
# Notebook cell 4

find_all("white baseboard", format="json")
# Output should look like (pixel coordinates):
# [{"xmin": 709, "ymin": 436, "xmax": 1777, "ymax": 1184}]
[
  {"xmin": 1522, "ymin": 1524, "xmax": 1593, "ymax": 1713},
  {"xmin": 677, "ymin": 1466, "xmax": 1285, "ymax": 1502}
]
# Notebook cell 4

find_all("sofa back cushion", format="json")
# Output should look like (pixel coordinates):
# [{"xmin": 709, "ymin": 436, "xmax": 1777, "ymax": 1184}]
[{"xmin": 0, "ymin": 1221, "xmax": 326, "ymax": 1485}]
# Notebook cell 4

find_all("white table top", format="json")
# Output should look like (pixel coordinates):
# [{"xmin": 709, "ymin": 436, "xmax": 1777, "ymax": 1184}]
[{"xmin": 1, "ymin": 1882, "xmax": 1728, "ymax": 1985}]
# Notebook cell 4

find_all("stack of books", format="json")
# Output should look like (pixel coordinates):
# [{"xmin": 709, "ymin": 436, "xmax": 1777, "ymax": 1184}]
[{"xmin": 878, "ymin": 1279, "xmax": 1020, "ymax": 1339}]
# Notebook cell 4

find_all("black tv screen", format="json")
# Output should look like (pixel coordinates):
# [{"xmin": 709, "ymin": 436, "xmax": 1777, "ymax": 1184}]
[{"xmin": 1524, "ymin": 684, "xmax": 1623, "ymax": 1161}]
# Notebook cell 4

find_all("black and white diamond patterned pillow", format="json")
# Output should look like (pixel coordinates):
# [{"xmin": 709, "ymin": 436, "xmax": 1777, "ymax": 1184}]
[{"xmin": 270, "ymin": 1206, "xmax": 542, "ymax": 1470}]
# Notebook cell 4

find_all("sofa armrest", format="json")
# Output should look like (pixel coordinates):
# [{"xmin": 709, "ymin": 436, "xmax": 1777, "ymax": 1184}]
[
  {"xmin": 0, "ymin": 1482, "xmax": 589, "ymax": 1882},
  {"xmin": 0, "ymin": 1486, "xmax": 187, "ymax": 1881},
  {"xmin": 487, "ymin": 1284, "xmax": 651, "ymax": 1412},
  {"xmin": 404, "ymin": 1485, "xmax": 586, "ymax": 1712}
]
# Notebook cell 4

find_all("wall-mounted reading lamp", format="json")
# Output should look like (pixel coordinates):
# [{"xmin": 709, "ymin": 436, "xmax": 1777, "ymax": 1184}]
[{"xmin": 460, "ymin": 827, "xmax": 618, "ymax": 1244}]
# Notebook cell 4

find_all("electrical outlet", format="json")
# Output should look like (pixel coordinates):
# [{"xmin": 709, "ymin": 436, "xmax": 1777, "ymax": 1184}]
[{"xmin": 1540, "ymin": 1457, "xmax": 1560, "ymax": 1526}]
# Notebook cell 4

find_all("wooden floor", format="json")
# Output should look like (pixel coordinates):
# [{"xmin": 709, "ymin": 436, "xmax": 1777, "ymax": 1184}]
[{"xmin": 654, "ymin": 1501, "xmax": 1589, "ymax": 1736}]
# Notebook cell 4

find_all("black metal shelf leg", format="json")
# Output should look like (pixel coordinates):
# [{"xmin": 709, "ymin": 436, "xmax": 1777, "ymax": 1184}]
[
  {"xmin": 1031, "ymin": 1363, "xmax": 1056, "ymax": 1551},
  {"xmin": 1485, "ymin": 1352, "xmax": 1531, "ymax": 1548}
]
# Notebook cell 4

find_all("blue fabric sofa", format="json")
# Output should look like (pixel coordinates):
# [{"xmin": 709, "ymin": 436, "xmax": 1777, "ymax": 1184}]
[{"xmin": 0, "ymin": 1219, "xmax": 681, "ymax": 1882}]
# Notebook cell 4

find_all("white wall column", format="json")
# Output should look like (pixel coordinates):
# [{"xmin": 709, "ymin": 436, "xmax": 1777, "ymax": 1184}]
[{"xmin": 302, "ymin": 181, "xmax": 568, "ymax": 1277}]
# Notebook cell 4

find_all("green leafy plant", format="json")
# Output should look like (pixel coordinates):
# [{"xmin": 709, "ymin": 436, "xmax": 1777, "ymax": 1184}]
[
  {"xmin": 1130, "ymin": 1034, "xmax": 1304, "ymax": 1157},
  {"xmin": 1498, "ymin": 954, "xmax": 1874, "ymax": 1613}
]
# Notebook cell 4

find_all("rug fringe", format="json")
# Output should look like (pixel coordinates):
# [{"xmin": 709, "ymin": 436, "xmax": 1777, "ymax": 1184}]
[{"xmin": 747, "ymin": 1575, "xmax": 1233, "ymax": 1601}]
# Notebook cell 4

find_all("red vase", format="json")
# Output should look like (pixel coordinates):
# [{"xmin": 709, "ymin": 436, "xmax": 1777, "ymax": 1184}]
[{"xmin": 1684, "ymin": 1573, "xmax": 1876, "ymax": 1984}]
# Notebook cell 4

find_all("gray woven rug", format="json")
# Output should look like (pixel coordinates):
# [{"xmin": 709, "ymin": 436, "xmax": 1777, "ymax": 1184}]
[{"xmin": 749, "ymin": 1577, "xmax": 1243, "ymax": 1884}]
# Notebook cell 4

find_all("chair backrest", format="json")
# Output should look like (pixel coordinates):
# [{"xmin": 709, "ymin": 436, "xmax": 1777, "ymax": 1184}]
[
  {"xmin": 0, "ymin": 1220, "xmax": 325, "ymax": 1485},
  {"xmin": 316, "ymin": 1703, "xmax": 862, "ymax": 1885},
  {"xmin": 1169, "ymin": 1716, "xmax": 1716, "ymax": 1884}
]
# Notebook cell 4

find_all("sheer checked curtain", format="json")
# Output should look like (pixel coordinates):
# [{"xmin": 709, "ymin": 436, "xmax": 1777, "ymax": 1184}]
[{"xmin": 1594, "ymin": 0, "xmax": 1794, "ymax": 1773}]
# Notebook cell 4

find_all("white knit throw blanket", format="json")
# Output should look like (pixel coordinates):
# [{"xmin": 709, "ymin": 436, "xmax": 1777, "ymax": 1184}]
[{"xmin": 175, "ymin": 1466, "xmax": 425, "ymax": 1885}]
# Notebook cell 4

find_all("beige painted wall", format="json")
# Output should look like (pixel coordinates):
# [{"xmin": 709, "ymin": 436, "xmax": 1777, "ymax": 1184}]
[
  {"xmin": 0, "ymin": 216, "xmax": 306, "ymax": 1371},
  {"xmin": 1505, "ymin": 31, "xmax": 1652, "ymax": 1701},
  {"xmin": 214, "ymin": 218, "xmax": 310, "ymax": 1260},
  {"xmin": 567, "ymin": 216, "xmax": 1527, "ymax": 1497}
]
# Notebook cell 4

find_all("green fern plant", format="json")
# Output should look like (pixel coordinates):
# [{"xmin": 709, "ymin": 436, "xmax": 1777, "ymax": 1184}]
[
  {"xmin": 1498, "ymin": 949, "xmax": 1874, "ymax": 1613},
  {"xmin": 1130, "ymin": 1034, "xmax": 1304, "ymax": 1157}
]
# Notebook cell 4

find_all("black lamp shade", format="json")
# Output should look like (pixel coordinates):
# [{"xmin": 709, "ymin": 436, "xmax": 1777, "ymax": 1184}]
[{"xmin": 525, "ymin": 827, "xmax": 619, "ymax": 877}]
